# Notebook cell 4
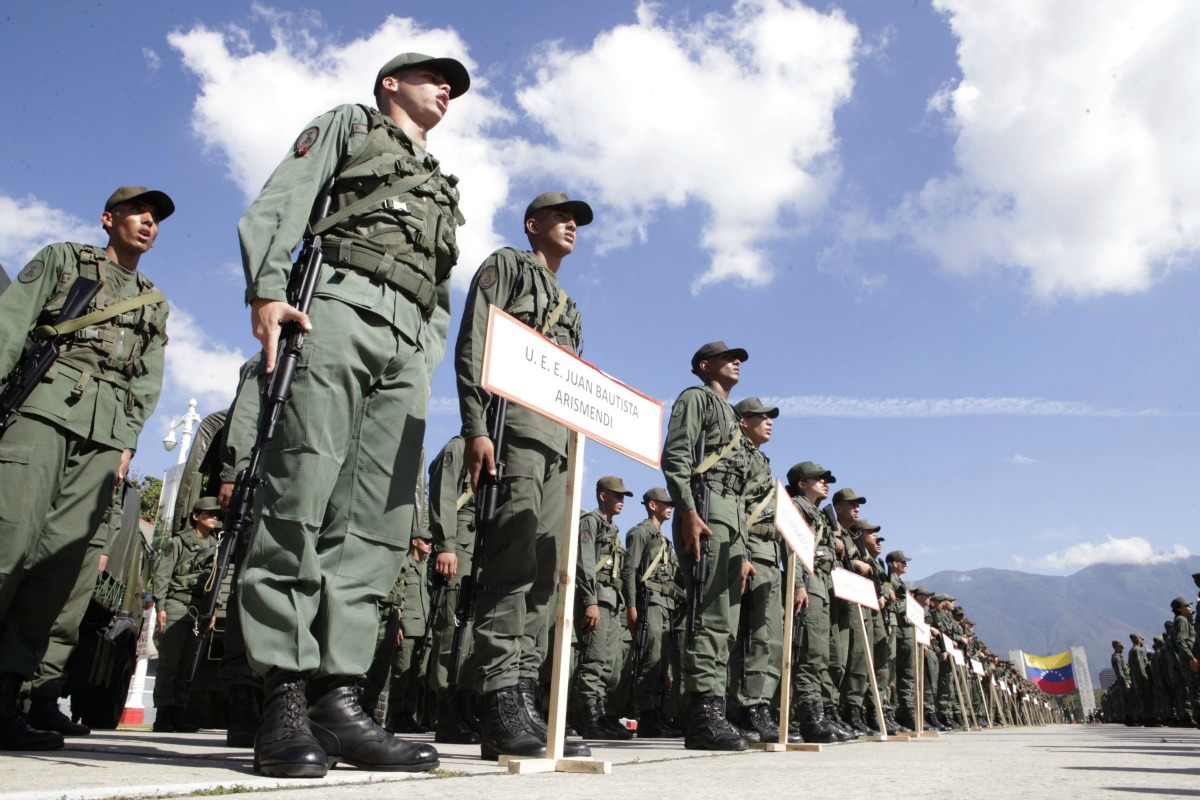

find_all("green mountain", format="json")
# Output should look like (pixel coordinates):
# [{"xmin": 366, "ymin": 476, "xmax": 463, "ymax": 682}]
[{"xmin": 912, "ymin": 555, "xmax": 1200, "ymax": 685}]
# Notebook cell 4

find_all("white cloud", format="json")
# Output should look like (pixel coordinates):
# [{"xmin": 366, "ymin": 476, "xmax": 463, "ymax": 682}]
[
  {"xmin": 0, "ymin": 193, "xmax": 97, "ymax": 272},
  {"xmin": 762, "ymin": 394, "xmax": 1194, "ymax": 418},
  {"xmin": 1021, "ymin": 536, "xmax": 1191, "ymax": 571},
  {"xmin": 894, "ymin": 0, "xmax": 1200, "ymax": 298},
  {"xmin": 1007, "ymin": 454, "xmax": 1036, "ymax": 465},
  {"xmin": 142, "ymin": 47, "xmax": 161, "ymax": 72},
  {"xmin": 428, "ymin": 396, "xmax": 458, "ymax": 416},
  {"xmin": 511, "ymin": 0, "xmax": 858, "ymax": 292},
  {"xmin": 162, "ymin": 306, "xmax": 248, "ymax": 411},
  {"xmin": 168, "ymin": 10, "xmax": 512, "ymax": 289}
]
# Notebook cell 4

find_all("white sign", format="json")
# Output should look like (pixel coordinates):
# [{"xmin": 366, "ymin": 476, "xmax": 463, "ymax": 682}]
[
  {"xmin": 481, "ymin": 307, "xmax": 664, "ymax": 467},
  {"xmin": 831, "ymin": 567, "xmax": 879, "ymax": 610},
  {"xmin": 951, "ymin": 647, "xmax": 965, "ymax": 667},
  {"xmin": 773, "ymin": 480, "xmax": 815, "ymax": 575},
  {"xmin": 942, "ymin": 633, "xmax": 955, "ymax": 652},
  {"xmin": 914, "ymin": 620, "xmax": 931, "ymax": 646},
  {"xmin": 971, "ymin": 658, "xmax": 985, "ymax": 676},
  {"xmin": 905, "ymin": 595, "xmax": 924, "ymax": 627}
]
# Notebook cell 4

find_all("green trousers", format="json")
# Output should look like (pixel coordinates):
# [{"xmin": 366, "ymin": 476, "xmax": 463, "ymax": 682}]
[
  {"xmin": 239, "ymin": 298, "xmax": 424, "ymax": 679},
  {"xmin": 793, "ymin": 569, "xmax": 837, "ymax": 705},
  {"xmin": 840, "ymin": 602, "xmax": 871, "ymax": 708},
  {"xmin": 633, "ymin": 602, "xmax": 674, "ymax": 711},
  {"xmin": 28, "ymin": 532, "xmax": 105, "ymax": 697},
  {"xmin": 894, "ymin": 627, "xmax": 916, "ymax": 713},
  {"xmin": 0, "ymin": 415, "xmax": 118, "ymax": 677},
  {"xmin": 573, "ymin": 599, "xmax": 621, "ymax": 709},
  {"xmin": 153, "ymin": 598, "xmax": 193, "ymax": 708},
  {"xmin": 922, "ymin": 646, "xmax": 938, "ymax": 716},
  {"xmin": 472, "ymin": 436, "xmax": 565, "ymax": 693},
  {"xmin": 730, "ymin": 536, "xmax": 782, "ymax": 709},
  {"xmin": 428, "ymin": 533, "xmax": 474, "ymax": 693}
]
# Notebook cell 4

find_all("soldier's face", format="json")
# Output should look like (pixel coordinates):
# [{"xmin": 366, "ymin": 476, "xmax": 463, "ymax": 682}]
[
  {"xmin": 835, "ymin": 499, "xmax": 860, "ymax": 522},
  {"xmin": 740, "ymin": 413, "xmax": 772, "ymax": 445},
  {"xmin": 527, "ymin": 208, "xmax": 577, "ymax": 257},
  {"xmin": 102, "ymin": 201, "xmax": 159, "ymax": 254},
  {"xmin": 699, "ymin": 354, "xmax": 740, "ymax": 386},
  {"xmin": 412, "ymin": 537, "xmax": 432, "ymax": 557},
  {"xmin": 384, "ymin": 67, "xmax": 452, "ymax": 129},
  {"xmin": 799, "ymin": 476, "xmax": 829, "ymax": 502},
  {"xmin": 599, "ymin": 489, "xmax": 624, "ymax": 517},
  {"xmin": 192, "ymin": 510, "xmax": 220, "ymax": 534}
]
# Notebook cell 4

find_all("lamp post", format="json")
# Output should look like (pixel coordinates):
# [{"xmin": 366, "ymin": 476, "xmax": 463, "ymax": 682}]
[{"xmin": 162, "ymin": 398, "xmax": 201, "ymax": 466}]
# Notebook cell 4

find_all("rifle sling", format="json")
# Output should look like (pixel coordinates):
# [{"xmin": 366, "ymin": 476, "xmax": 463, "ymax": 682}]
[{"xmin": 34, "ymin": 288, "xmax": 166, "ymax": 340}]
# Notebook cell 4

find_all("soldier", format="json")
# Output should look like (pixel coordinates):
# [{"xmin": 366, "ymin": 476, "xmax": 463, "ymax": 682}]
[
  {"xmin": 784, "ymin": 462, "xmax": 851, "ymax": 743},
  {"xmin": 828, "ymin": 488, "xmax": 873, "ymax": 736},
  {"xmin": 1109, "ymin": 639, "xmax": 1131, "ymax": 724},
  {"xmin": 237, "ymin": 53, "xmax": 469, "ymax": 776},
  {"xmin": 662, "ymin": 341, "xmax": 755, "ymax": 751},
  {"xmin": 150, "ymin": 497, "xmax": 222, "ymax": 733},
  {"xmin": 0, "ymin": 186, "xmax": 172, "ymax": 751},
  {"xmin": 1128, "ymin": 633, "xmax": 1155, "ymax": 727},
  {"xmin": 1167, "ymin": 597, "xmax": 1196, "ymax": 726},
  {"xmin": 621, "ymin": 488, "xmax": 682, "ymax": 738},
  {"xmin": 456, "ymin": 191, "xmax": 593, "ymax": 761},
  {"xmin": 1149, "ymin": 636, "xmax": 1172, "ymax": 725},
  {"xmin": 570, "ymin": 476, "xmax": 632, "ymax": 739},
  {"xmin": 384, "ymin": 530, "xmax": 434, "ymax": 733},
  {"xmin": 886, "ymin": 550, "xmax": 917, "ymax": 730},
  {"xmin": 855, "ymin": 520, "xmax": 901, "ymax": 734}
]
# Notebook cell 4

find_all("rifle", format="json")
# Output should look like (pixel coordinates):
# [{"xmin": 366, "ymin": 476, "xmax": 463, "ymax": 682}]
[
  {"xmin": 822, "ymin": 504, "xmax": 852, "ymax": 570},
  {"xmin": 736, "ymin": 580, "xmax": 754, "ymax": 696},
  {"xmin": 448, "ymin": 397, "xmax": 508, "ymax": 688},
  {"xmin": 571, "ymin": 628, "xmax": 594, "ymax": 695},
  {"xmin": 185, "ymin": 174, "xmax": 336, "ymax": 684},
  {"xmin": 791, "ymin": 607, "xmax": 808, "ymax": 666},
  {"xmin": 629, "ymin": 546, "xmax": 652, "ymax": 686},
  {"xmin": 1, "ymin": 277, "xmax": 102, "ymax": 437},
  {"xmin": 686, "ymin": 433, "xmax": 710, "ymax": 651}
]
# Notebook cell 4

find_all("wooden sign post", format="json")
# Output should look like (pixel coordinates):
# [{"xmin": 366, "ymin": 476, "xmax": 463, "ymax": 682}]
[
  {"xmin": 480, "ymin": 307, "xmax": 664, "ymax": 775},
  {"xmin": 948, "ymin": 646, "xmax": 977, "ymax": 730},
  {"xmin": 753, "ymin": 481, "xmax": 820, "ymax": 753},
  {"xmin": 970, "ymin": 659, "xmax": 990, "ymax": 726},
  {"xmin": 906, "ymin": 596, "xmax": 935, "ymax": 739},
  {"xmin": 831, "ymin": 567, "xmax": 887, "ymax": 742}
]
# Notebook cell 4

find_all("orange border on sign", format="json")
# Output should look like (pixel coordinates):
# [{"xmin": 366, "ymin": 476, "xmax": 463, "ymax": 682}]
[{"xmin": 480, "ymin": 305, "xmax": 664, "ymax": 468}]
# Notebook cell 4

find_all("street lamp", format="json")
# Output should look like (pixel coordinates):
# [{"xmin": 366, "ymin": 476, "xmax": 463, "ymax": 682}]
[{"xmin": 162, "ymin": 398, "xmax": 201, "ymax": 465}]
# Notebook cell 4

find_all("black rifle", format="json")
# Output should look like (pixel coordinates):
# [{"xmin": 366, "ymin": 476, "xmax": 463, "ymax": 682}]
[
  {"xmin": 571, "ymin": 628, "xmax": 593, "ymax": 695},
  {"xmin": 185, "ymin": 175, "xmax": 336, "ymax": 684},
  {"xmin": 736, "ymin": 580, "xmax": 755, "ymax": 696},
  {"xmin": 823, "ymin": 504, "xmax": 855, "ymax": 571},
  {"xmin": 1, "ymin": 278, "xmax": 102, "ymax": 437},
  {"xmin": 448, "ymin": 397, "xmax": 508, "ymax": 689},
  {"xmin": 629, "ymin": 546, "xmax": 652, "ymax": 686},
  {"xmin": 686, "ymin": 434, "xmax": 711, "ymax": 651},
  {"xmin": 791, "ymin": 608, "xmax": 808, "ymax": 666},
  {"xmin": 410, "ymin": 572, "xmax": 448, "ymax": 721}
]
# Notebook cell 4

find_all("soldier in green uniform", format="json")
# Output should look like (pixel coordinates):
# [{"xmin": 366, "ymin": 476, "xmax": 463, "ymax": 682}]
[
  {"xmin": 855, "ymin": 520, "xmax": 901, "ymax": 734},
  {"xmin": 570, "ymin": 476, "xmax": 632, "ymax": 739},
  {"xmin": 0, "ymin": 186, "xmax": 172, "ymax": 751},
  {"xmin": 662, "ymin": 341, "xmax": 756, "ymax": 751},
  {"xmin": 456, "ymin": 191, "xmax": 593, "ymax": 761},
  {"xmin": 1109, "ymin": 639, "xmax": 1130, "ymax": 724},
  {"xmin": 1167, "ymin": 597, "xmax": 1196, "ymax": 726},
  {"xmin": 383, "ymin": 531, "xmax": 433, "ymax": 732},
  {"xmin": 886, "ymin": 550, "xmax": 917, "ymax": 730},
  {"xmin": 151, "ymin": 497, "xmax": 221, "ymax": 732},
  {"xmin": 1128, "ymin": 633, "xmax": 1155, "ymax": 726},
  {"xmin": 621, "ymin": 487, "xmax": 682, "ymax": 738},
  {"xmin": 236, "ymin": 53, "xmax": 469, "ymax": 777},
  {"xmin": 828, "ymin": 488, "xmax": 874, "ymax": 735}
]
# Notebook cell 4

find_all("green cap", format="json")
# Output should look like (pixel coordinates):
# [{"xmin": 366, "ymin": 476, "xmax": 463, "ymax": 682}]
[
  {"xmin": 375, "ymin": 52, "xmax": 470, "ymax": 98},
  {"xmin": 413, "ymin": 527, "xmax": 433, "ymax": 541},
  {"xmin": 691, "ymin": 341, "xmax": 749, "ymax": 373},
  {"xmin": 912, "ymin": 586, "xmax": 933, "ymax": 596},
  {"xmin": 1171, "ymin": 596, "xmax": 1191, "ymax": 610},
  {"xmin": 886, "ymin": 550, "xmax": 911, "ymax": 563},
  {"xmin": 192, "ymin": 496, "xmax": 221, "ymax": 514},
  {"xmin": 1152, "ymin": 636, "xmax": 1164, "ymax": 645},
  {"xmin": 832, "ymin": 488, "xmax": 866, "ymax": 505},
  {"xmin": 1112, "ymin": 640, "xmax": 1123, "ymax": 649},
  {"xmin": 786, "ymin": 461, "xmax": 836, "ymax": 486},
  {"xmin": 642, "ymin": 487, "xmax": 672, "ymax": 504},
  {"xmin": 524, "ymin": 192, "xmax": 593, "ymax": 226},
  {"xmin": 854, "ymin": 518, "xmax": 881, "ymax": 534},
  {"xmin": 1129, "ymin": 633, "xmax": 1142, "ymax": 644},
  {"xmin": 105, "ymin": 186, "xmax": 175, "ymax": 221},
  {"xmin": 733, "ymin": 397, "xmax": 779, "ymax": 419},
  {"xmin": 953, "ymin": 605, "xmax": 964, "ymax": 615},
  {"xmin": 596, "ymin": 476, "xmax": 632, "ymax": 497}
]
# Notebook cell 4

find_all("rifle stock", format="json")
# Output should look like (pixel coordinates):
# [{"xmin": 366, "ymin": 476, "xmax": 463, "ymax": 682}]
[{"xmin": 629, "ymin": 546, "xmax": 651, "ymax": 685}]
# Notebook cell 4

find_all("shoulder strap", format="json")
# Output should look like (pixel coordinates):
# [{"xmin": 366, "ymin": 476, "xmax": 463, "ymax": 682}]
[
  {"xmin": 745, "ymin": 483, "xmax": 776, "ymax": 529},
  {"xmin": 455, "ymin": 486, "xmax": 473, "ymax": 510},
  {"xmin": 640, "ymin": 539, "xmax": 668, "ymax": 583},
  {"xmin": 35, "ymin": 288, "xmax": 166, "ymax": 339},
  {"xmin": 538, "ymin": 288, "xmax": 568, "ymax": 335},
  {"xmin": 692, "ymin": 427, "xmax": 742, "ymax": 476},
  {"xmin": 310, "ymin": 169, "xmax": 437, "ymax": 237}
]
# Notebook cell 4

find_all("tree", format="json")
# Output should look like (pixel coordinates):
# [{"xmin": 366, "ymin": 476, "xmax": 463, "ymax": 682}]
[{"xmin": 129, "ymin": 472, "xmax": 163, "ymax": 525}]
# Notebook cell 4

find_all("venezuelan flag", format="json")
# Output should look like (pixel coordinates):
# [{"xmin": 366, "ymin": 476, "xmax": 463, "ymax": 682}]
[{"xmin": 1023, "ymin": 650, "xmax": 1075, "ymax": 694}]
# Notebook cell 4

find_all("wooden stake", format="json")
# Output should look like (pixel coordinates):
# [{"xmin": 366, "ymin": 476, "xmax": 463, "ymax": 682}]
[{"xmin": 856, "ymin": 605, "xmax": 888, "ymax": 742}]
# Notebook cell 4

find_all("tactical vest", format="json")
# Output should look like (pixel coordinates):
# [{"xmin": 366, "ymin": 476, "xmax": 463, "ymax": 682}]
[
  {"xmin": 166, "ymin": 532, "xmax": 217, "ymax": 603},
  {"xmin": 687, "ymin": 386, "xmax": 748, "ymax": 494},
  {"xmin": 315, "ymin": 105, "xmax": 465, "ymax": 319},
  {"xmin": 641, "ymin": 530, "xmax": 679, "ymax": 606},
  {"xmin": 39, "ymin": 244, "xmax": 167, "ymax": 405},
  {"xmin": 503, "ymin": 249, "xmax": 582, "ymax": 353}
]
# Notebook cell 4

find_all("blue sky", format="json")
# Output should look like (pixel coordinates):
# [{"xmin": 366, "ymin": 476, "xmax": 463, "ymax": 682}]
[{"xmin": 3, "ymin": 1, "xmax": 1198, "ymax": 582}]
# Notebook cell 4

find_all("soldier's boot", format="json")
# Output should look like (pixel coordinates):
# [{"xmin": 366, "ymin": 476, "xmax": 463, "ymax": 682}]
[
  {"xmin": 824, "ymin": 703, "xmax": 858, "ymax": 740},
  {"xmin": 598, "ymin": 705, "xmax": 633, "ymax": 741},
  {"xmin": 683, "ymin": 693, "xmax": 749, "ymax": 752},
  {"xmin": 577, "ymin": 702, "xmax": 618, "ymax": 740},
  {"xmin": 895, "ymin": 707, "xmax": 918, "ymax": 731},
  {"xmin": 462, "ymin": 692, "xmax": 484, "ymax": 734},
  {"xmin": 776, "ymin": 710, "xmax": 803, "ymax": 743},
  {"xmin": 27, "ymin": 696, "xmax": 90, "ymax": 737},
  {"xmin": 434, "ymin": 692, "xmax": 481, "ymax": 744},
  {"xmin": 718, "ymin": 697, "xmax": 761, "ymax": 743},
  {"xmin": 254, "ymin": 670, "xmax": 328, "ymax": 778},
  {"xmin": 797, "ymin": 701, "xmax": 846, "ymax": 744},
  {"xmin": 226, "ymin": 684, "xmax": 263, "ymax": 748},
  {"xmin": 637, "ymin": 707, "xmax": 682, "ymax": 738},
  {"xmin": 170, "ymin": 706, "xmax": 201, "ymax": 733},
  {"xmin": 745, "ymin": 704, "xmax": 780, "ymax": 742},
  {"xmin": 307, "ymin": 678, "xmax": 438, "ymax": 772},
  {"xmin": 151, "ymin": 705, "xmax": 177, "ymax": 733},
  {"xmin": 848, "ymin": 705, "xmax": 878, "ymax": 736},
  {"xmin": 515, "ymin": 678, "xmax": 591, "ymax": 755},
  {"xmin": 0, "ymin": 676, "xmax": 63, "ymax": 752},
  {"xmin": 926, "ymin": 711, "xmax": 947, "ymax": 731},
  {"xmin": 481, "ymin": 686, "xmax": 546, "ymax": 761},
  {"xmin": 869, "ymin": 707, "xmax": 899, "ymax": 736},
  {"xmin": 950, "ymin": 712, "xmax": 966, "ymax": 729}
]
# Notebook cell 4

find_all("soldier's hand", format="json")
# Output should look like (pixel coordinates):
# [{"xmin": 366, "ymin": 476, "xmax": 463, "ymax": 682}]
[
  {"xmin": 435, "ymin": 551, "xmax": 458, "ymax": 579},
  {"xmin": 740, "ymin": 560, "xmax": 757, "ymax": 595},
  {"xmin": 157, "ymin": 610, "xmax": 167, "ymax": 633},
  {"xmin": 680, "ymin": 509, "xmax": 712, "ymax": 558},
  {"xmin": 852, "ymin": 559, "xmax": 871, "ymax": 576},
  {"xmin": 1191, "ymin": 658, "xmax": 1199, "ymax": 673},
  {"xmin": 117, "ymin": 449, "xmax": 133, "ymax": 482},
  {"xmin": 834, "ymin": 538, "xmax": 845, "ymax": 558},
  {"xmin": 465, "ymin": 435, "xmax": 496, "ymax": 492},
  {"xmin": 627, "ymin": 608, "xmax": 638, "ymax": 630},
  {"xmin": 583, "ymin": 604, "xmax": 600, "ymax": 631},
  {"xmin": 251, "ymin": 298, "xmax": 312, "ymax": 374},
  {"xmin": 793, "ymin": 586, "xmax": 809, "ymax": 614},
  {"xmin": 217, "ymin": 482, "xmax": 234, "ymax": 509}
]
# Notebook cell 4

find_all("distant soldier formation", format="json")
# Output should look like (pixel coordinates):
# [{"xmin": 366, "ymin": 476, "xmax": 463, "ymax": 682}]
[
  {"xmin": 1098, "ymin": 575, "xmax": 1200, "ymax": 727},
  {"xmin": 2, "ymin": 51, "xmax": 1070, "ymax": 768}
]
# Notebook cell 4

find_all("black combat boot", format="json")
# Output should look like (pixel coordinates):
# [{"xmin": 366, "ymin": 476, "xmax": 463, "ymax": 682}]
[
  {"xmin": 684, "ymin": 693, "xmax": 749, "ymax": 751},
  {"xmin": 27, "ymin": 695, "xmax": 89, "ymax": 737},
  {"xmin": 576, "ymin": 702, "xmax": 617, "ymax": 740},
  {"xmin": 824, "ymin": 703, "xmax": 859, "ymax": 739},
  {"xmin": 170, "ymin": 706, "xmax": 201, "ymax": 733},
  {"xmin": 481, "ymin": 686, "xmax": 546, "ymax": 761},
  {"xmin": 846, "ymin": 705, "xmax": 877, "ymax": 735},
  {"xmin": 389, "ymin": 705, "xmax": 430, "ymax": 734},
  {"xmin": 797, "ymin": 701, "xmax": 847, "ymax": 744},
  {"xmin": 718, "ymin": 697, "xmax": 760, "ymax": 743},
  {"xmin": 515, "ymin": 678, "xmax": 590, "ymax": 755},
  {"xmin": 308, "ymin": 678, "xmax": 438, "ymax": 771},
  {"xmin": 0, "ymin": 676, "xmax": 64, "ymax": 751},
  {"xmin": 226, "ymin": 683, "xmax": 264, "ymax": 747},
  {"xmin": 636, "ymin": 707, "xmax": 682, "ymax": 738},
  {"xmin": 950, "ymin": 712, "xmax": 966, "ymax": 729},
  {"xmin": 434, "ymin": 692, "xmax": 481, "ymax": 744},
  {"xmin": 598, "ymin": 705, "xmax": 633, "ymax": 741},
  {"xmin": 745, "ymin": 704, "xmax": 780, "ymax": 742},
  {"xmin": 254, "ymin": 670, "xmax": 327, "ymax": 778},
  {"xmin": 895, "ymin": 706, "xmax": 918, "ymax": 732}
]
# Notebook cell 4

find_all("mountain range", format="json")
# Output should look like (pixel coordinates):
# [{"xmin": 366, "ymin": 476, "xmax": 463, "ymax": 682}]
[{"xmin": 912, "ymin": 555, "xmax": 1200, "ymax": 686}]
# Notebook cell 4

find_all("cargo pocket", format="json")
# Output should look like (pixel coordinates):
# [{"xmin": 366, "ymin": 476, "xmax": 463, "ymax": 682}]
[{"xmin": 0, "ymin": 442, "xmax": 35, "ymax": 559}]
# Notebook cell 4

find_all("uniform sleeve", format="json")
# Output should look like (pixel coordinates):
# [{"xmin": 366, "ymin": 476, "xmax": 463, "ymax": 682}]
[
  {"xmin": 237, "ymin": 106, "xmax": 358, "ymax": 306},
  {"xmin": 0, "ymin": 245, "xmax": 67, "ymax": 378},
  {"xmin": 454, "ymin": 250, "xmax": 519, "ymax": 440},
  {"xmin": 219, "ymin": 354, "xmax": 264, "ymax": 482},
  {"xmin": 576, "ymin": 513, "xmax": 600, "ymax": 607},
  {"xmin": 661, "ymin": 388, "xmax": 706, "ymax": 512},
  {"xmin": 428, "ymin": 438, "xmax": 464, "ymax": 553},
  {"xmin": 120, "ymin": 301, "xmax": 168, "ymax": 452},
  {"xmin": 151, "ymin": 538, "xmax": 180, "ymax": 602},
  {"xmin": 424, "ymin": 279, "xmax": 451, "ymax": 383},
  {"xmin": 621, "ymin": 526, "xmax": 645, "ymax": 608}
]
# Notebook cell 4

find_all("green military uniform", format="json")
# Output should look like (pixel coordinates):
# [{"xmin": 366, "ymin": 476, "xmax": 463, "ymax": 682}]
[
  {"xmin": 426, "ymin": 436, "xmax": 475, "ymax": 693},
  {"xmin": 863, "ymin": 550, "xmax": 892, "ymax": 720},
  {"xmin": 888, "ymin": 565, "xmax": 916, "ymax": 725},
  {"xmin": 1167, "ymin": 600, "xmax": 1196, "ymax": 723},
  {"xmin": 455, "ymin": 247, "xmax": 582, "ymax": 693},
  {"xmin": 1150, "ymin": 638, "xmax": 1171, "ymax": 724},
  {"xmin": 1128, "ymin": 635, "xmax": 1154, "ymax": 726},
  {"xmin": 383, "ymin": 545, "xmax": 431, "ymax": 726},
  {"xmin": 1110, "ymin": 643, "xmax": 1131, "ymax": 724},
  {"xmin": 832, "ymin": 524, "xmax": 870, "ymax": 724},
  {"xmin": 573, "ymin": 509, "xmax": 625, "ymax": 714},
  {"xmin": 620, "ymin": 512, "xmax": 680, "ymax": 721}
]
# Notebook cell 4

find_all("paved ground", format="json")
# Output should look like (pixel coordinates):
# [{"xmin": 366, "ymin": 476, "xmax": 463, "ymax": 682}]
[{"xmin": 1, "ymin": 724, "xmax": 1196, "ymax": 800}]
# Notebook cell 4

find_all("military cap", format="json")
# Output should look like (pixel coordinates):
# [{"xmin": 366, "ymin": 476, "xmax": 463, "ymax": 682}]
[
  {"xmin": 1192, "ymin": 571, "xmax": 1200, "ymax": 579},
  {"xmin": 643, "ymin": 487, "xmax": 672, "ymax": 504},
  {"xmin": 1152, "ymin": 636, "xmax": 1164, "ymax": 645},
  {"xmin": 886, "ymin": 550, "xmax": 911, "ymax": 563},
  {"xmin": 953, "ymin": 605, "xmax": 964, "ymax": 614},
  {"xmin": 1129, "ymin": 633, "xmax": 1143, "ymax": 644},
  {"xmin": 733, "ymin": 397, "xmax": 779, "ymax": 419},
  {"xmin": 832, "ymin": 488, "xmax": 866, "ymax": 505},
  {"xmin": 786, "ymin": 461, "xmax": 836, "ymax": 486},
  {"xmin": 691, "ymin": 341, "xmax": 749, "ymax": 372},
  {"xmin": 1111, "ymin": 640, "xmax": 1123, "ymax": 649},
  {"xmin": 524, "ymin": 192, "xmax": 594, "ymax": 226},
  {"xmin": 854, "ymin": 519, "xmax": 881, "ymax": 533},
  {"xmin": 376, "ymin": 52, "xmax": 470, "ymax": 98},
  {"xmin": 412, "ymin": 527, "xmax": 434, "ymax": 541},
  {"xmin": 1170, "ymin": 596, "xmax": 1191, "ymax": 610},
  {"xmin": 930, "ymin": 592, "xmax": 945, "ymax": 601},
  {"xmin": 596, "ymin": 475, "xmax": 632, "ymax": 496},
  {"xmin": 192, "ymin": 496, "xmax": 221, "ymax": 514},
  {"xmin": 912, "ymin": 586, "xmax": 933, "ymax": 596},
  {"xmin": 105, "ymin": 186, "xmax": 175, "ymax": 221},
  {"xmin": 963, "ymin": 618, "xmax": 974, "ymax": 626}
]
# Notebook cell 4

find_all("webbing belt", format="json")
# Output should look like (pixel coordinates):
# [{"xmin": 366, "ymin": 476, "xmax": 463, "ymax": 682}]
[{"xmin": 323, "ymin": 239, "xmax": 438, "ymax": 318}]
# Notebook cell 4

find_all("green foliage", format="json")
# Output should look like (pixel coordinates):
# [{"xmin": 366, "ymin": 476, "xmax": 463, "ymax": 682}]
[{"xmin": 129, "ymin": 472, "xmax": 163, "ymax": 525}]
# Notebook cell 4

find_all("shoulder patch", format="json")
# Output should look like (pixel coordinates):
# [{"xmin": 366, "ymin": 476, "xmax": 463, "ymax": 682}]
[
  {"xmin": 18, "ymin": 259, "xmax": 44, "ymax": 284},
  {"xmin": 294, "ymin": 126, "xmax": 319, "ymax": 158},
  {"xmin": 351, "ymin": 123, "xmax": 369, "ymax": 135},
  {"xmin": 580, "ymin": 530, "xmax": 592, "ymax": 544},
  {"xmin": 442, "ymin": 449, "xmax": 454, "ymax": 467},
  {"xmin": 671, "ymin": 401, "xmax": 685, "ymax": 418},
  {"xmin": 477, "ymin": 264, "xmax": 499, "ymax": 290}
]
